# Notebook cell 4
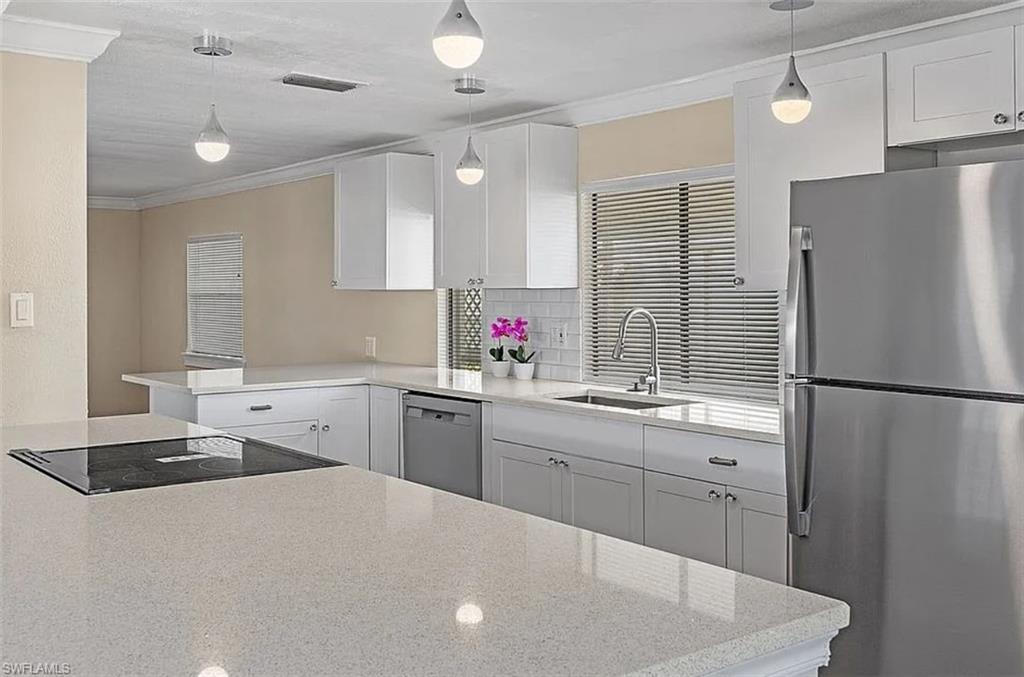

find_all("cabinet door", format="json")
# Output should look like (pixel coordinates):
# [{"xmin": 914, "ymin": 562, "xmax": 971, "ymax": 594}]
[
  {"xmin": 560, "ymin": 454, "xmax": 644, "ymax": 543},
  {"xmin": 434, "ymin": 134, "xmax": 483, "ymax": 289},
  {"xmin": 335, "ymin": 155, "xmax": 387, "ymax": 289},
  {"xmin": 318, "ymin": 386, "xmax": 370, "ymax": 467},
  {"xmin": 221, "ymin": 420, "xmax": 319, "ymax": 456},
  {"xmin": 490, "ymin": 441, "xmax": 561, "ymax": 521},
  {"xmin": 643, "ymin": 471, "xmax": 726, "ymax": 567},
  {"xmin": 479, "ymin": 125, "xmax": 529, "ymax": 288},
  {"xmin": 725, "ymin": 487, "xmax": 788, "ymax": 584},
  {"xmin": 369, "ymin": 386, "xmax": 401, "ymax": 477},
  {"xmin": 734, "ymin": 54, "xmax": 885, "ymax": 291},
  {"xmin": 887, "ymin": 27, "xmax": 1017, "ymax": 146},
  {"xmin": 1017, "ymin": 26, "xmax": 1024, "ymax": 130}
]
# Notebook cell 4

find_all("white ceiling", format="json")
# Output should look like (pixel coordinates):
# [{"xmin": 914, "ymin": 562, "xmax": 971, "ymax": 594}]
[{"xmin": 6, "ymin": 0, "xmax": 1011, "ymax": 198}]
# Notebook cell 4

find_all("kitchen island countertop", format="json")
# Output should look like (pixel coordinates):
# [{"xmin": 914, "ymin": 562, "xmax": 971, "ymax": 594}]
[{"xmin": 1, "ymin": 414, "xmax": 845, "ymax": 676}]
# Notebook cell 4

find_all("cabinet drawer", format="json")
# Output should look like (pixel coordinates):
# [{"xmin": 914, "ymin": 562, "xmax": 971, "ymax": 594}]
[
  {"xmin": 491, "ymin": 404, "xmax": 643, "ymax": 467},
  {"xmin": 197, "ymin": 389, "xmax": 319, "ymax": 428},
  {"xmin": 644, "ymin": 426, "xmax": 784, "ymax": 494}
]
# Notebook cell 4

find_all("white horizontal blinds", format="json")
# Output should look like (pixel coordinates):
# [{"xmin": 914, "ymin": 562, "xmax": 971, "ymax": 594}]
[
  {"xmin": 186, "ymin": 233, "xmax": 244, "ymax": 360},
  {"xmin": 446, "ymin": 288, "xmax": 482, "ymax": 371},
  {"xmin": 583, "ymin": 178, "xmax": 781, "ymax": 401}
]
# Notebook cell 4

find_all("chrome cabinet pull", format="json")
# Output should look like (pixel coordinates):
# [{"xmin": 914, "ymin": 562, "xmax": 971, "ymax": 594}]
[
  {"xmin": 559, "ymin": 460, "xmax": 569, "ymax": 468},
  {"xmin": 994, "ymin": 112, "xmax": 1010, "ymax": 125},
  {"xmin": 732, "ymin": 276, "xmax": 745, "ymax": 287},
  {"xmin": 725, "ymin": 493, "xmax": 737, "ymax": 503},
  {"xmin": 708, "ymin": 456, "xmax": 738, "ymax": 467},
  {"xmin": 309, "ymin": 423, "xmax": 318, "ymax": 432},
  {"xmin": 321, "ymin": 424, "xmax": 330, "ymax": 432},
  {"xmin": 547, "ymin": 457, "xmax": 557, "ymax": 466},
  {"xmin": 249, "ymin": 404, "xmax": 272, "ymax": 411},
  {"xmin": 1018, "ymin": 111, "xmax": 1024, "ymax": 124},
  {"xmin": 708, "ymin": 489, "xmax": 721, "ymax": 500}
]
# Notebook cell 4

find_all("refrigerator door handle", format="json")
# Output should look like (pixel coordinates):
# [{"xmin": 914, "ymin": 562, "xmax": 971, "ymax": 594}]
[
  {"xmin": 784, "ymin": 380, "xmax": 815, "ymax": 537},
  {"xmin": 784, "ymin": 226, "xmax": 814, "ymax": 378}
]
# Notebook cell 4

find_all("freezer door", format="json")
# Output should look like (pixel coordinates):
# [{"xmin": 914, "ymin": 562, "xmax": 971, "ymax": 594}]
[
  {"xmin": 789, "ymin": 160, "xmax": 1024, "ymax": 392},
  {"xmin": 788, "ymin": 383, "xmax": 1024, "ymax": 675}
]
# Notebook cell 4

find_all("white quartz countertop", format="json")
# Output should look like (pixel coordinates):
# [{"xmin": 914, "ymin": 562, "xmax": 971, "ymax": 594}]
[
  {"xmin": 1, "ymin": 415, "xmax": 844, "ymax": 676},
  {"xmin": 123, "ymin": 362, "xmax": 781, "ymax": 443}
]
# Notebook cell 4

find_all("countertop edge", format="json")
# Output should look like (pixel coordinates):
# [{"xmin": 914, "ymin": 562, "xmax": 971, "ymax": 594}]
[{"xmin": 122, "ymin": 373, "xmax": 783, "ymax": 444}]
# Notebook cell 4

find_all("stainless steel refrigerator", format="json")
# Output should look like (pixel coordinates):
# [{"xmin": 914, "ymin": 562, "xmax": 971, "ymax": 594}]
[{"xmin": 785, "ymin": 159, "xmax": 1024, "ymax": 676}]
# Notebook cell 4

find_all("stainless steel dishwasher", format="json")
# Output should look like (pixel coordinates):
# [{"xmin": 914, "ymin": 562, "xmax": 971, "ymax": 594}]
[{"xmin": 402, "ymin": 393, "xmax": 482, "ymax": 499}]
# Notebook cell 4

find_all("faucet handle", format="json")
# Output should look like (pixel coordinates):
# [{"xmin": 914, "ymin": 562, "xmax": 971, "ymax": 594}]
[{"xmin": 626, "ymin": 381, "xmax": 645, "ymax": 393}]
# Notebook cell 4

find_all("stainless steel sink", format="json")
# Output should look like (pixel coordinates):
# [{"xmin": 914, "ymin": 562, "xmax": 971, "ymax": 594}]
[{"xmin": 550, "ymin": 391, "xmax": 694, "ymax": 410}]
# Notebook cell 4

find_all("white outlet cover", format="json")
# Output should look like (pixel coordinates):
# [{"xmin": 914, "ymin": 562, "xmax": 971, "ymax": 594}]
[
  {"xmin": 365, "ymin": 336, "xmax": 377, "ymax": 359},
  {"xmin": 10, "ymin": 292, "xmax": 33, "ymax": 328}
]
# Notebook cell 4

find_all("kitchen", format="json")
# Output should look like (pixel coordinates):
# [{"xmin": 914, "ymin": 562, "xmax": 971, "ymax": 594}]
[{"xmin": 2, "ymin": 1, "xmax": 1023, "ymax": 675}]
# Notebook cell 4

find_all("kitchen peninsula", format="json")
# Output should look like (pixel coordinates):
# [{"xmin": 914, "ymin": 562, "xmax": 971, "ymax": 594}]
[{"xmin": 1, "ymin": 414, "xmax": 847, "ymax": 676}]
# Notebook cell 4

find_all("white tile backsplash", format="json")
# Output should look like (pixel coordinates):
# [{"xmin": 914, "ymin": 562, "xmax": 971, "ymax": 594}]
[{"xmin": 482, "ymin": 288, "xmax": 582, "ymax": 382}]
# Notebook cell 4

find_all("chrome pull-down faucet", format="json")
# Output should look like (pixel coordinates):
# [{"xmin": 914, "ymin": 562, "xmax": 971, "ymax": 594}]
[{"xmin": 611, "ymin": 307, "xmax": 661, "ymax": 395}]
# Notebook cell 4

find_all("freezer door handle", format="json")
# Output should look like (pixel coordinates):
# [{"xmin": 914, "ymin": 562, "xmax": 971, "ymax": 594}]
[
  {"xmin": 784, "ymin": 226, "xmax": 815, "ymax": 378},
  {"xmin": 784, "ymin": 380, "xmax": 815, "ymax": 537}
]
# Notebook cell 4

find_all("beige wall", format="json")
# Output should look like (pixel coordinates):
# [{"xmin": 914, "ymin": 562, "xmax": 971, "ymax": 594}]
[
  {"xmin": 137, "ymin": 175, "xmax": 436, "ymax": 373},
  {"xmin": 579, "ymin": 97, "xmax": 733, "ymax": 183},
  {"xmin": 1, "ymin": 52, "xmax": 89, "ymax": 425},
  {"xmin": 87, "ymin": 209, "xmax": 147, "ymax": 416}
]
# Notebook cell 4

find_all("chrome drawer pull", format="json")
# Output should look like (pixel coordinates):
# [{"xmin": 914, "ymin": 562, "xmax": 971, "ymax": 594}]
[
  {"xmin": 708, "ymin": 456, "xmax": 738, "ymax": 467},
  {"xmin": 249, "ymin": 404, "xmax": 273, "ymax": 411}
]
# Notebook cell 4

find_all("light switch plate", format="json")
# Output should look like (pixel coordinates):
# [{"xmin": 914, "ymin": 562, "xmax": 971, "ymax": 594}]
[
  {"xmin": 553, "ymin": 322, "xmax": 568, "ymax": 347},
  {"xmin": 10, "ymin": 292, "xmax": 33, "ymax": 328},
  {"xmin": 365, "ymin": 336, "xmax": 377, "ymax": 360}
]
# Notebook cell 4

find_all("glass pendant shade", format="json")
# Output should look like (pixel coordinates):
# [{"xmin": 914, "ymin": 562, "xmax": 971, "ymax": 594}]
[
  {"xmin": 433, "ymin": 0, "xmax": 484, "ymax": 69},
  {"xmin": 194, "ymin": 104, "xmax": 231, "ymax": 162},
  {"xmin": 455, "ymin": 136, "xmax": 484, "ymax": 185},
  {"xmin": 771, "ymin": 55, "xmax": 812, "ymax": 124}
]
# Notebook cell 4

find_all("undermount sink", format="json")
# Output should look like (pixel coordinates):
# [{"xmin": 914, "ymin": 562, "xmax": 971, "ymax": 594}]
[{"xmin": 551, "ymin": 391, "xmax": 694, "ymax": 410}]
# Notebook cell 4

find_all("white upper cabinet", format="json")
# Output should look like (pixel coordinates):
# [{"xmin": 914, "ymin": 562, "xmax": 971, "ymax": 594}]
[
  {"xmin": 1017, "ymin": 25, "xmax": 1024, "ymax": 129},
  {"xmin": 434, "ymin": 122, "xmax": 578, "ymax": 289},
  {"xmin": 734, "ymin": 54, "xmax": 885, "ymax": 291},
  {"xmin": 334, "ymin": 152, "xmax": 434, "ymax": 290},
  {"xmin": 887, "ymin": 27, "xmax": 1018, "ymax": 146}
]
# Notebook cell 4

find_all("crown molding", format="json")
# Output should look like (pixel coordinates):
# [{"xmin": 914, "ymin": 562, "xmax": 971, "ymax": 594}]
[
  {"xmin": 88, "ymin": 196, "xmax": 140, "ymax": 211},
  {"xmin": 108, "ymin": 0, "xmax": 1024, "ymax": 211},
  {"xmin": 0, "ymin": 14, "xmax": 119, "ymax": 63}
]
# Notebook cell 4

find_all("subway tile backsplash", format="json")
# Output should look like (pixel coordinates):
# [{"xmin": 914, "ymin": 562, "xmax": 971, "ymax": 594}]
[{"xmin": 482, "ymin": 289, "xmax": 582, "ymax": 382}]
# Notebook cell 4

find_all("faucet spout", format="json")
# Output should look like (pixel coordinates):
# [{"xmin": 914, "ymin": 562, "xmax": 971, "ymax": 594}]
[{"xmin": 611, "ymin": 307, "xmax": 661, "ymax": 394}]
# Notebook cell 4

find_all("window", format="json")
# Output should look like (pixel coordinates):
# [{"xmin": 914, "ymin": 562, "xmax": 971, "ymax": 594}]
[
  {"xmin": 583, "ymin": 170, "xmax": 781, "ymax": 401},
  {"xmin": 185, "ymin": 233, "xmax": 244, "ymax": 368},
  {"xmin": 437, "ymin": 288, "xmax": 482, "ymax": 371}
]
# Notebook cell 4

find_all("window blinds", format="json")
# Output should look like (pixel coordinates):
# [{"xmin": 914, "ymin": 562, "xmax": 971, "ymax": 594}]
[
  {"xmin": 583, "ymin": 177, "xmax": 781, "ymax": 401},
  {"xmin": 186, "ymin": 233, "xmax": 244, "ymax": 362}
]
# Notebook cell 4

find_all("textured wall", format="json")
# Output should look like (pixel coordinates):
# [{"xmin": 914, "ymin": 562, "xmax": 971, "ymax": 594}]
[
  {"xmin": 136, "ymin": 175, "xmax": 437, "ymax": 372},
  {"xmin": 87, "ymin": 209, "xmax": 147, "ymax": 416},
  {"xmin": 0, "ymin": 53, "xmax": 89, "ymax": 425}
]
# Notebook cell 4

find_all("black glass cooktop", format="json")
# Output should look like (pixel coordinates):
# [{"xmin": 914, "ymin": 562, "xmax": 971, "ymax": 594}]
[{"xmin": 8, "ymin": 436, "xmax": 342, "ymax": 495}]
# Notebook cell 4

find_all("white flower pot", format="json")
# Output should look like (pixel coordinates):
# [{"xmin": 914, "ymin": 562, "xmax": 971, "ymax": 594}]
[
  {"xmin": 512, "ymin": 362, "xmax": 535, "ymax": 380},
  {"xmin": 489, "ymin": 360, "xmax": 511, "ymax": 378}
]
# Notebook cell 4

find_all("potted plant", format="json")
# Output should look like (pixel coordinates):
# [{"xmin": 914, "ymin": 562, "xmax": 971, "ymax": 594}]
[
  {"xmin": 488, "ymin": 317, "xmax": 512, "ymax": 377},
  {"xmin": 507, "ymin": 317, "xmax": 536, "ymax": 380}
]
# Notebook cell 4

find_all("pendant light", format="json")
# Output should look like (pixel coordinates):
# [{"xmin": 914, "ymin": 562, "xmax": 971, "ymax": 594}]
[
  {"xmin": 770, "ymin": 0, "xmax": 813, "ymax": 125},
  {"xmin": 433, "ymin": 0, "xmax": 484, "ymax": 69},
  {"xmin": 193, "ymin": 33, "xmax": 233, "ymax": 162},
  {"xmin": 454, "ymin": 76, "xmax": 485, "ymax": 186}
]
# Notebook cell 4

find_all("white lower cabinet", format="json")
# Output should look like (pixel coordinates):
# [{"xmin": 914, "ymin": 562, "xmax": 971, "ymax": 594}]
[
  {"xmin": 490, "ymin": 441, "xmax": 562, "ymax": 521},
  {"xmin": 561, "ymin": 454, "xmax": 643, "ymax": 543},
  {"xmin": 220, "ymin": 420, "xmax": 320, "ymax": 456},
  {"xmin": 369, "ymin": 386, "xmax": 402, "ymax": 477},
  {"xmin": 644, "ymin": 470, "xmax": 788, "ymax": 584},
  {"xmin": 317, "ymin": 386, "xmax": 370, "ymax": 467}
]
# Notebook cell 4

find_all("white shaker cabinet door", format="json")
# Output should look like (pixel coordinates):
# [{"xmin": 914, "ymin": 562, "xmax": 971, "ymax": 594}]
[
  {"xmin": 221, "ymin": 420, "xmax": 320, "ymax": 456},
  {"xmin": 317, "ymin": 386, "xmax": 370, "ymax": 468},
  {"xmin": 479, "ymin": 125, "xmax": 530, "ymax": 289},
  {"xmin": 434, "ymin": 134, "xmax": 483, "ymax": 289},
  {"xmin": 369, "ymin": 386, "xmax": 402, "ymax": 477},
  {"xmin": 725, "ymin": 486, "xmax": 788, "ymax": 584},
  {"xmin": 734, "ymin": 54, "xmax": 885, "ymax": 291},
  {"xmin": 1017, "ymin": 25, "xmax": 1024, "ymax": 130},
  {"xmin": 489, "ymin": 441, "xmax": 562, "ymax": 521},
  {"xmin": 887, "ymin": 27, "xmax": 1017, "ymax": 146},
  {"xmin": 643, "ymin": 471, "xmax": 727, "ymax": 567},
  {"xmin": 560, "ymin": 454, "xmax": 644, "ymax": 543}
]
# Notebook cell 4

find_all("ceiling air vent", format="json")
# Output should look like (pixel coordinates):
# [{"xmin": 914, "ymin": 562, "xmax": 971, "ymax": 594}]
[{"xmin": 282, "ymin": 73, "xmax": 368, "ymax": 94}]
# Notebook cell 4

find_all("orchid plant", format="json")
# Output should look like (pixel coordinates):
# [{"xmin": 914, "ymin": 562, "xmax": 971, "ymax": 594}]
[
  {"xmin": 507, "ymin": 317, "xmax": 536, "ymax": 364},
  {"xmin": 488, "ymin": 317, "xmax": 511, "ymax": 362}
]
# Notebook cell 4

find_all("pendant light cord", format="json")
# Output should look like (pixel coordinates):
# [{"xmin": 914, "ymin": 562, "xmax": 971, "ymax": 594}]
[
  {"xmin": 789, "ymin": 4, "xmax": 795, "ymax": 56},
  {"xmin": 467, "ymin": 90, "xmax": 473, "ymax": 139},
  {"xmin": 210, "ymin": 51, "xmax": 216, "ymax": 107}
]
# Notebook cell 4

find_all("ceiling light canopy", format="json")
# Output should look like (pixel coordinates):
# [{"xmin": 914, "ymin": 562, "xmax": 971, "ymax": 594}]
[
  {"xmin": 433, "ymin": 0, "xmax": 484, "ymax": 69},
  {"xmin": 770, "ymin": 0, "xmax": 813, "ymax": 125},
  {"xmin": 193, "ymin": 32, "xmax": 232, "ymax": 163}
]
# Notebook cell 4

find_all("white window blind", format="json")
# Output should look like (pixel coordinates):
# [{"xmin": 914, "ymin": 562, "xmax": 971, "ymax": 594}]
[
  {"xmin": 583, "ymin": 175, "xmax": 781, "ymax": 401},
  {"xmin": 437, "ymin": 288, "xmax": 482, "ymax": 371},
  {"xmin": 186, "ymin": 233, "xmax": 244, "ymax": 366}
]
